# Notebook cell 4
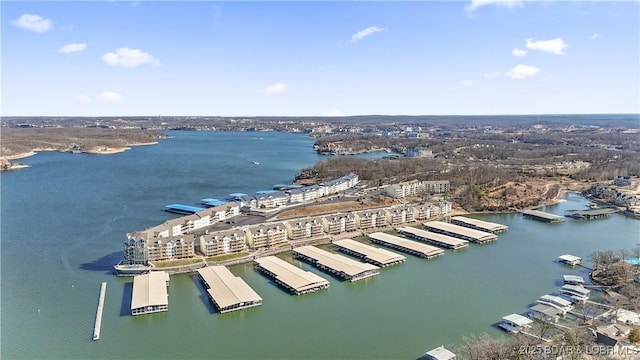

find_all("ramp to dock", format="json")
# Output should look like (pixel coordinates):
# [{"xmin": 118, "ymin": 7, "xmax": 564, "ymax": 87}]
[{"xmin": 93, "ymin": 282, "xmax": 107, "ymax": 341}]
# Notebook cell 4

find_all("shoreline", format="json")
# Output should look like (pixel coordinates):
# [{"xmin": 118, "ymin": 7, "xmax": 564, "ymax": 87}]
[{"xmin": 0, "ymin": 141, "xmax": 160, "ymax": 163}]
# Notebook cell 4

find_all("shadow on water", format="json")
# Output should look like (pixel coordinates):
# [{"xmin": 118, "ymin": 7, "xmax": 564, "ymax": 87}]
[
  {"xmin": 192, "ymin": 274, "xmax": 217, "ymax": 314},
  {"xmin": 80, "ymin": 251, "xmax": 122, "ymax": 274},
  {"xmin": 120, "ymin": 282, "xmax": 133, "ymax": 317}
]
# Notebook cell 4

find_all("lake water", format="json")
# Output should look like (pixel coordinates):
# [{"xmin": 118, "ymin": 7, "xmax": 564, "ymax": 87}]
[{"xmin": 1, "ymin": 131, "xmax": 639, "ymax": 359}]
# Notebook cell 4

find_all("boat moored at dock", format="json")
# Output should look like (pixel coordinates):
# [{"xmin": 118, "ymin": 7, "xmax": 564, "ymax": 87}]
[{"xmin": 114, "ymin": 261, "xmax": 153, "ymax": 276}]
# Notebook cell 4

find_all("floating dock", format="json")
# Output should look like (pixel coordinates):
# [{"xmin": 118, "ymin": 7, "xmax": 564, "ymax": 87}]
[
  {"xmin": 396, "ymin": 226, "xmax": 469, "ymax": 250},
  {"xmin": 92, "ymin": 282, "xmax": 107, "ymax": 341},
  {"xmin": 131, "ymin": 271, "xmax": 170, "ymax": 316},
  {"xmin": 254, "ymin": 256, "xmax": 330, "ymax": 295},
  {"xmin": 163, "ymin": 204, "xmax": 205, "ymax": 215},
  {"xmin": 333, "ymin": 239, "xmax": 406, "ymax": 267},
  {"xmin": 197, "ymin": 266, "xmax": 262, "ymax": 313},
  {"xmin": 563, "ymin": 274, "xmax": 585, "ymax": 286},
  {"xmin": 422, "ymin": 221, "xmax": 497, "ymax": 243},
  {"xmin": 558, "ymin": 254, "xmax": 582, "ymax": 266},
  {"xmin": 368, "ymin": 232, "xmax": 444, "ymax": 258},
  {"xmin": 521, "ymin": 209, "xmax": 565, "ymax": 223},
  {"xmin": 564, "ymin": 208, "xmax": 615, "ymax": 220},
  {"xmin": 292, "ymin": 246, "xmax": 380, "ymax": 282},
  {"xmin": 450, "ymin": 216, "xmax": 508, "ymax": 233}
]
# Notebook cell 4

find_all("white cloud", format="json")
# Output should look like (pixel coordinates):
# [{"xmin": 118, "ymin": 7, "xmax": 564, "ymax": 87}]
[
  {"xmin": 59, "ymin": 43, "xmax": 87, "ymax": 54},
  {"xmin": 466, "ymin": 0, "xmax": 523, "ymax": 12},
  {"xmin": 11, "ymin": 14, "xmax": 53, "ymax": 33},
  {"xmin": 484, "ymin": 72, "xmax": 500, "ymax": 79},
  {"xmin": 461, "ymin": 80, "xmax": 474, "ymax": 88},
  {"xmin": 76, "ymin": 95, "xmax": 91, "ymax": 104},
  {"xmin": 512, "ymin": 48, "xmax": 527, "ymax": 57},
  {"xmin": 99, "ymin": 91, "xmax": 123, "ymax": 102},
  {"xmin": 262, "ymin": 83, "xmax": 287, "ymax": 95},
  {"xmin": 590, "ymin": 33, "xmax": 603, "ymax": 40},
  {"xmin": 351, "ymin": 26, "xmax": 385, "ymax": 43},
  {"xmin": 505, "ymin": 64, "xmax": 541, "ymax": 79},
  {"xmin": 525, "ymin": 38, "xmax": 569, "ymax": 55},
  {"xmin": 102, "ymin": 48, "xmax": 160, "ymax": 68},
  {"xmin": 325, "ymin": 109, "xmax": 344, "ymax": 117}
]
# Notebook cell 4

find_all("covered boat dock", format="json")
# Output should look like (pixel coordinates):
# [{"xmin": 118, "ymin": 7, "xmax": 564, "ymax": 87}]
[
  {"xmin": 521, "ymin": 209, "xmax": 565, "ymax": 223},
  {"xmin": 558, "ymin": 254, "xmax": 582, "ymax": 266},
  {"xmin": 368, "ymin": 232, "xmax": 445, "ymax": 259},
  {"xmin": 254, "ymin": 256, "xmax": 330, "ymax": 295},
  {"xmin": 396, "ymin": 226, "xmax": 469, "ymax": 250},
  {"xmin": 333, "ymin": 239, "xmax": 406, "ymax": 267},
  {"xmin": 164, "ymin": 204, "xmax": 205, "ymax": 215},
  {"xmin": 197, "ymin": 266, "xmax": 262, "ymax": 313},
  {"xmin": 565, "ymin": 208, "xmax": 616, "ymax": 220},
  {"xmin": 131, "ymin": 271, "xmax": 170, "ymax": 316},
  {"xmin": 450, "ymin": 216, "xmax": 508, "ymax": 233},
  {"xmin": 292, "ymin": 246, "xmax": 380, "ymax": 282},
  {"xmin": 422, "ymin": 221, "xmax": 498, "ymax": 243}
]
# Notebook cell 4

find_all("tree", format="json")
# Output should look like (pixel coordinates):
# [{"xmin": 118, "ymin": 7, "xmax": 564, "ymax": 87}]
[{"xmin": 629, "ymin": 328, "xmax": 640, "ymax": 343}]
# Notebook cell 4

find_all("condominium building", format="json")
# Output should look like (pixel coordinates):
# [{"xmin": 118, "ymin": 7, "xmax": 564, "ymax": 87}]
[
  {"xmin": 244, "ymin": 222, "xmax": 288, "ymax": 249},
  {"xmin": 322, "ymin": 213, "xmax": 357, "ymax": 234},
  {"xmin": 412, "ymin": 204, "xmax": 434, "ymax": 221},
  {"xmin": 386, "ymin": 179, "xmax": 423, "ymax": 199},
  {"xmin": 387, "ymin": 206, "xmax": 416, "ymax": 226},
  {"xmin": 198, "ymin": 229, "xmax": 247, "ymax": 257},
  {"xmin": 285, "ymin": 217, "xmax": 326, "ymax": 241},
  {"xmin": 423, "ymin": 180, "xmax": 450, "ymax": 194},
  {"xmin": 355, "ymin": 210, "xmax": 388, "ymax": 230}
]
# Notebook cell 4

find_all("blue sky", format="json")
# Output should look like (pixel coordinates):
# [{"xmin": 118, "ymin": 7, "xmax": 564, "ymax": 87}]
[{"xmin": 2, "ymin": 1, "xmax": 639, "ymax": 116}]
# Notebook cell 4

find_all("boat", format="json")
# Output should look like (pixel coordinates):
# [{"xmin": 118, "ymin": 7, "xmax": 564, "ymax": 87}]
[
  {"xmin": 251, "ymin": 161, "xmax": 260, "ymax": 165},
  {"xmin": 113, "ymin": 261, "xmax": 152, "ymax": 276}
]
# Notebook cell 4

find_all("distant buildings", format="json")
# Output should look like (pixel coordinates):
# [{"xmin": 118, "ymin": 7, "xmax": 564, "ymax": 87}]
[
  {"xmin": 121, "ymin": 172, "xmax": 453, "ymax": 266},
  {"xmin": 386, "ymin": 179, "xmax": 450, "ymax": 199}
]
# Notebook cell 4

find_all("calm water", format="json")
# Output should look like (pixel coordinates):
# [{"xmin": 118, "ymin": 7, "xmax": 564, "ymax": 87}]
[{"xmin": 1, "ymin": 131, "xmax": 639, "ymax": 359}]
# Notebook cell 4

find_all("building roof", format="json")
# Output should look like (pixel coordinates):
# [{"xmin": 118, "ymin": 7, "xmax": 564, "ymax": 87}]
[
  {"xmin": 197, "ymin": 266, "xmax": 261, "ymax": 309},
  {"xmin": 293, "ymin": 246, "xmax": 379, "ymax": 277},
  {"xmin": 368, "ymin": 232, "xmax": 445, "ymax": 257},
  {"xmin": 131, "ymin": 271, "xmax": 169, "ymax": 310},
  {"xmin": 333, "ymin": 239, "xmax": 406, "ymax": 265},
  {"xmin": 502, "ymin": 313, "xmax": 533, "ymax": 327},
  {"xmin": 397, "ymin": 226, "xmax": 469, "ymax": 248},
  {"xmin": 558, "ymin": 254, "xmax": 582, "ymax": 263},
  {"xmin": 529, "ymin": 304, "xmax": 562, "ymax": 317},
  {"xmin": 423, "ymin": 221, "xmax": 497, "ymax": 242},
  {"xmin": 450, "ymin": 216, "xmax": 509, "ymax": 232},
  {"xmin": 254, "ymin": 256, "xmax": 329, "ymax": 293},
  {"xmin": 425, "ymin": 346, "xmax": 456, "ymax": 360}
]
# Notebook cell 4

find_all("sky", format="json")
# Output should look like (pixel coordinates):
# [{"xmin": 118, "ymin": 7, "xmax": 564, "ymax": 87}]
[{"xmin": 2, "ymin": 1, "xmax": 639, "ymax": 117}]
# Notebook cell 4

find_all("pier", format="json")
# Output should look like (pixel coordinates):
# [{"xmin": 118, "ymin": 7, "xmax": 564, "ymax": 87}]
[
  {"xmin": 422, "ymin": 221, "xmax": 497, "ymax": 243},
  {"xmin": 564, "ymin": 208, "xmax": 616, "ymax": 220},
  {"xmin": 292, "ymin": 246, "xmax": 380, "ymax": 282},
  {"xmin": 396, "ymin": 226, "xmax": 469, "ymax": 250},
  {"xmin": 450, "ymin": 216, "xmax": 508, "ymax": 233},
  {"xmin": 254, "ymin": 256, "xmax": 330, "ymax": 295},
  {"xmin": 163, "ymin": 204, "xmax": 205, "ymax": 215},
  {"xmin": 333, "ymin": 239, "xmax": 406, "ymax": 267},
  {"xmin": 367, "ymin": 232, "xmax": 444, "ymax": 258},
  {"xmin": 92, "ymin": 282, "xmax": 107, "ymax": 341},
  {"xmin": 521, "ymin": 209, "xmax": 565, "ymax": 223},
  {"xmin": 197, "ymin": 266, "xmax": 262, "ymax": 313}
]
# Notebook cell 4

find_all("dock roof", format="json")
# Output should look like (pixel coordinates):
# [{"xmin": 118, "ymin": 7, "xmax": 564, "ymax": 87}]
[
  {"xmin": 450, "ymin": 216, "xmax": 509, "ymax": 232},
  {"xmin": 293, "ymin": 246, "xmax": 379, "ymax": 277},
  {"xmin": 558, "ymin": 254, "xmax": 582, "ymax": 263},
  {"xmin": 131, "ymin": 271, "xmax": 169, "ymax": 311},
  {"xmin": 521, "ymin": 209, "xmax": 565, "ymax": 221},
  {"xmin": 254, "ymin": 256, "xmax": 329, "ymax": 293},
  {"xmin": 502, "ymin": 313, "xmax": 533, "ymax": 327},
  {"xmin": 197, "ymin": 266, "xmax": 261, "ymax": 310},
  {"xmin": 164, "ymin": 204, "xmax": 206, "ymax": 214},
  {"xmin": 368, "ymin": 232, "xmax": 445, "ymax": 257},
  {"xmin": 333, "ymin": 239, "xmax": 406, "ymax": 266},
  {"xmin": 397, "ymin": 226, "xmax": 469, "ymax": 249},
  {"xmin": 423, "ymin": 221, "xmax": 498, "ymax": 242}
]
